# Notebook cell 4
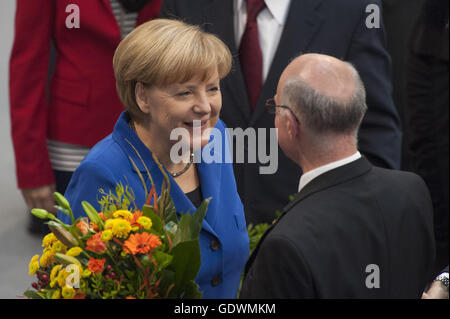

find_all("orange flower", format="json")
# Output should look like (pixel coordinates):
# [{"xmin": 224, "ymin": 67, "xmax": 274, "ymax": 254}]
[
  {"xmin": 87, "ymin": 257, "xmax": 106, "ymax": 274},
  {"xmin": 90, "ymin": 222, "xmax": 99, "ymax": 232},
  {"xmin": 126, "ymin": 296, "xmax": 136, "ymax": 299},
  {"xmin": 86, "ymin": 232, "xmax": 107, "ymax": 254},
  {"xmin": 76, "ymin": 220, "xmax": 89, "ymax": 236},
  {"xmin": 123, "ymin": 232, "xmax": 162, "ymax": 255},
  {"xmin": 129, "ymin": 210, "xmax": 143, "ymax": 228}
]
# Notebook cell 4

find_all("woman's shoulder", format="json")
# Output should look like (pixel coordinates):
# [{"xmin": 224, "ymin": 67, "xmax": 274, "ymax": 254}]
[{"xmin": 81, "ymin": 134, "xmax": 130, "ymax": 173}]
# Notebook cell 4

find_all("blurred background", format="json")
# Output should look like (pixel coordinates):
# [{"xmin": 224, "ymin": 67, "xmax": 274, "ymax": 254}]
[{"xmin": 0, "ymin": 1, "xmax": 42, "ymax": 299}]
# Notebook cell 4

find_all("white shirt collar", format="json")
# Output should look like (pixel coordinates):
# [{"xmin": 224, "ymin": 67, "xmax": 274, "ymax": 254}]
[
  {"xmin": 235, "ymin": 0, "xmax": 291, "ymax": 25},
  {"xmin": 298, "ymin": 152, "xmax": 362, "ymax": 192}
]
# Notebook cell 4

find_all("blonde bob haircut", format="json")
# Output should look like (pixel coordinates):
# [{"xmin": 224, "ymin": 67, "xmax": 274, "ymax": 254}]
[{"xmin": 113, "ymin": 18, "xmax": 232, "ymax": 123}]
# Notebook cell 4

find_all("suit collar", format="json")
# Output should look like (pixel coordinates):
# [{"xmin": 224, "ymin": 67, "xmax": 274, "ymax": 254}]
[
  {"xmin": 243, "ymin": 156, "xmax": 372, "ymax": 276},
  {"xmin": 283, "ymin": 157, "xmax": 373, "ymax": 213}
]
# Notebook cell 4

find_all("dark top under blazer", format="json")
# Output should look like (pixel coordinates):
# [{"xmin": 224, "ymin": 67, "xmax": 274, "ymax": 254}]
[
  {"xmin": 60, "ymin": 112, "xmax": 250, "ymax": 299},
  {"xmin": 240, "ymin": 158, "xmax": 435, "ymax": 298},
  {"xmin": 159, "ymin": 0, "xmax": 402, "ymax": 225}
]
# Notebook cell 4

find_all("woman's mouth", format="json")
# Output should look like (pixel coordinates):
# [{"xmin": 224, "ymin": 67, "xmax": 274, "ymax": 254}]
[{"xmin": 183, "ymin": 120, "xmax": 209, "ymax": 130}]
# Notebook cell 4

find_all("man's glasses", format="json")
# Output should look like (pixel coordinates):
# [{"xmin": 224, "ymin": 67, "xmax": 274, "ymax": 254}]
[{"xmin": 265, "ymin": 98, "xmax": 300, "ymax": 124}]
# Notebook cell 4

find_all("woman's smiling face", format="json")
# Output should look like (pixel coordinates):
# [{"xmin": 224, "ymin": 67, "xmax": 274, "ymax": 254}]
[{"xmin": 138, "ymin": 68, "xmax": 222, "ymax": 151}]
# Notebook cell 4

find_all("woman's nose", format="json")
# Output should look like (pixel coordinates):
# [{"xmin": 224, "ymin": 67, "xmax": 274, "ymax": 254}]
[{"xmin": 193, "ymin": 92, "xmax": 211, "ymax": 114}]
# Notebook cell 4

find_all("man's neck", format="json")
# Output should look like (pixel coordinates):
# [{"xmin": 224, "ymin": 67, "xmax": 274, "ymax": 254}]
[{"xmin": 298, "ymin": 139, "xmax": 358, "ymax": 174}]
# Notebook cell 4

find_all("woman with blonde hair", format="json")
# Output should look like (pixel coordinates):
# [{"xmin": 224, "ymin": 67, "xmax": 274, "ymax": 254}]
[{"xmin": 60, "ymin": 19, "xmax": 250, "ymax": 299}]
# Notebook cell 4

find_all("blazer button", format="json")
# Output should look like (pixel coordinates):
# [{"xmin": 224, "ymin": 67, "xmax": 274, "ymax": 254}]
[
  {"xmin": 211, "ymin": 275, "xmax": 222, "ymax": 287},
  {"xmin": 210, "ymin": 239, "xmax": 220, "ymax": 251}
]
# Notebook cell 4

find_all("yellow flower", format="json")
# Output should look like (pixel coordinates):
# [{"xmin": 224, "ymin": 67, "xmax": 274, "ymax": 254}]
[
  {"xmin": 101, "ymin": 230, "xmax": 113, "ymax": 242},
  {"xmin": 51, "ymin": 290, "xmax": 61, "ymax": 299},
  {"xmin": 52, "ymin": 241, "xmax": 67, "ymax": 254},
  {"xmin": 82, "ymin": 269, "xmax": 92, "ymax": 278},
  {"xmin": 29, "ymin": 261, "xmax": 39, "ymax": 276},
  {"xmin": 57, "ymin": 268, "xmax": 70, "ymax": 288},
  {"xmin": 66, "ymin": 247, "xmax": 83, "ymax": 257},
  {"xmin": 61, "ymin": 286, "xmax": 76, "ymax": 299},
  {"xmin": 137, "ymin": 216, "xmax": 152, "ymax": 230},
  {"xmin": 50, "ymin": 264, "xmax": 63, "ymax": 282},
  {"xmin": 29, "ymin": 254, "xmax": 39, "ymax": 266},
  {"xmin": 42, "ymin": 233, "xmax": 57, "ymax": 247},
  {"xmin": 111, "ymin": 219, "xmax": 131, "ymax": 238},
  {"xmin": 105, "ymin": 219, "xmax": 115, "ymax": 230},
  {"xmin": 131, "ymin": 226, "xmax": 140, "ymax": 232},
  {"xmin": 40, "ymin": 250, "xmax": 54, "ymax": 268},
  {"xmin": 50, "ymin": 279, "xmax": 57, "ymax": 288},
  {"xmin": 113, "ymin": 210, "xmax": 133, "ymax": 219}
]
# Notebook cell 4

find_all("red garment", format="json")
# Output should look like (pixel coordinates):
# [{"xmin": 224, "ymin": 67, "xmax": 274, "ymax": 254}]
[
  {"xmin": 9, "ymin": 0, "xmax": 162, "ymax": 189},
  {"xmin": 239, "ymin": 0, "xmax": 266, "ymax": 111}
]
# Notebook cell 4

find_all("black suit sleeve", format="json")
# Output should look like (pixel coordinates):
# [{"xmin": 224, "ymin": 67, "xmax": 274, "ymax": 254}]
[
  {"xmin": 240, "ymin": 234, "xmax": 314, "ymax": 299},
  {"xmin": 347, "ymin": 0, "xmax": 402, "ymax": 169}
]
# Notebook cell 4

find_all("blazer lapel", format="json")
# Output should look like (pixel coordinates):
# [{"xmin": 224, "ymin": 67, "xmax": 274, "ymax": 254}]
[
  {"xmin": 204, "ymin": 0, "xmax": 252, "ymax": 122},
  {"xmin": 243, "ymin": 157, "xmax": 373, "ymax": 275},
  {"xmin": 250, "ymin": 0, "xmax": 326, "ymax": 125}
]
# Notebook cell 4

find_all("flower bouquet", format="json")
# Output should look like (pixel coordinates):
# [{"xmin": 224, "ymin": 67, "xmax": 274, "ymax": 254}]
[{"xmin": 24, "ymin": 154, "xmax": 209, "ymax": 299}]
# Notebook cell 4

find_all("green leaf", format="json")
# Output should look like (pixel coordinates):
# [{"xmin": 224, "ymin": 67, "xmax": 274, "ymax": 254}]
[
  {"xmin": 158, "ymin": 269, "xmax": 176, "ymax": 298},
  {"xmin": 54, "ymin": 192, "xmax": 71, "ymax": 211},
  {"xmin": 82, "ymin": 201, "xmax": 103, "ymax": 230},
  {"xmin": 172, "ymin": 198, "xmax": 209, "ymax": 247},
  {"xmin": 24, "ymin": 290, "xmax": 44, "ymax": 299},
  {"xmin": 30, "ymin": 209, "xmax": 51, "ymax": 220},
  {"xmin": 54, "ymin": 253, "xmax": 81, "ymax": 266},
  {"xmin": 157, "ymin": 195, "xmax": 177, "ymax": 224},
  {"xmin": 154, "ymin": 250, "xmax": 173, "ymax": 270},
  {"xmin": 142, "ymin": 205, "xmax": 163, "ymax": 234},
  {"xmin": 169, "ymin": 240, "xmax": 201, "ymax": 297},
  {"xmin": 183, "ymin": 280, "xmax": 203, "ymax": 299}
]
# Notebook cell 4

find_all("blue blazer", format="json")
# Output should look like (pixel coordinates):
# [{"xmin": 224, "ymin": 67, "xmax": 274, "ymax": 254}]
[{"xmin": 60, "ymin": 111, "xmax": 250, "ymax": 299}]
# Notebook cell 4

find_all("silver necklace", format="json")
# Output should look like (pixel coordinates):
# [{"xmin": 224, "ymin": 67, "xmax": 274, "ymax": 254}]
[
  {"xmin": 170, "ymin": 153, "xmax": 194, "ymax": 178},
  {"xmin": 129, "ymin": 120, "xmax": 194, "ymax": 178}
]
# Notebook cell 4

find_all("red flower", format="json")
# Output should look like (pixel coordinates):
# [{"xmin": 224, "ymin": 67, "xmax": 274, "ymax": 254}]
[
  {"xmin": 86, "ymin": 232, "xmax": 107, "ymax": 254},
  {"xmin": 87, "ymin": 257, "xmax": 106, "ymax": 274}
]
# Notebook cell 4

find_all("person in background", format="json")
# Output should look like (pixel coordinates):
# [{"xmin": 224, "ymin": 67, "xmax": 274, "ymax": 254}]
[
  {"xmin": 381, "ymin": 0, "xmax": 425, "ymax": 170},
  {"xmin": 9, "ymin": 0, "xmax": 162, "ymax": 235},
  {"xmin": 159, "ymin": 0, "xmax": 402, "ymax": 226},
  {"xmin": 422, "ymin": 266, "xmax": 449, "ymax": 299},
  {"xmin": 240, "ymin": 54, "xmax": 435, "ymax": 298},
  {"xmin": 407, "ymin": 0, "xmax": 449, "ymax": 278},
  {"xmin": 60, "ymin": 19, "xmax": 249, "ymax": 299}
]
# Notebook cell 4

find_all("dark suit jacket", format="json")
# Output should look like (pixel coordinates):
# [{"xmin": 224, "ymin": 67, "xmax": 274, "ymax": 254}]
[
  {"xmin": 240, "ymin": 157, "xmax": 435, "ymax": 298},
  {"xmin": 160, "ymin": 0, "xmax": 402, "ymax": 225},
  {"xmin": 407, "ymin": 0, "xmax": 449, "ymax": 277}
]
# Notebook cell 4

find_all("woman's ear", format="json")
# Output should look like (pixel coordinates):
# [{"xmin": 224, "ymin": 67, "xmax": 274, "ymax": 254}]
[{"xmin": 135, "ymin": 82, "xmax": 151, "ymax": 114}]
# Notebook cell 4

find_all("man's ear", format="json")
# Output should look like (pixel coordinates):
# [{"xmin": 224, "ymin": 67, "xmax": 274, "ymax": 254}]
[
  {"xmin": 286, "ymin": 112, "xmax": 298, "ymax": 140},
  {"xmin": 135, "ymin": 82, "xmax": 151, "ymax": 114}
]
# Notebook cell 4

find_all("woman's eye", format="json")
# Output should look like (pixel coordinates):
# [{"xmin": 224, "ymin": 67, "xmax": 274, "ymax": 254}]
[
  {"xmin": 209, "ymin": 87, "xmax": 219, "ymax": 92},
  {"xmin": 177, "ymin": 91, "xmax": 191, "ymax": 97}
]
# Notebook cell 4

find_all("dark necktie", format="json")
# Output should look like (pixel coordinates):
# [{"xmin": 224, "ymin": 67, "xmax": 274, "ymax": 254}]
[{"xmin": 239, "ymin": 0, "xmax": 266, "ymax": 111}]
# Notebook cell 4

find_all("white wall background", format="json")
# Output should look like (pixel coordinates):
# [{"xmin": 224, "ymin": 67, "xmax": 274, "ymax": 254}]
[{"xmin": 0, "ymin": 1, "xmax": 42, "ymax": 298}]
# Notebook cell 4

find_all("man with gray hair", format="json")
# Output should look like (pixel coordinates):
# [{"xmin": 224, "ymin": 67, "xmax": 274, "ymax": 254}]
[{"xmin": 240, "ymin": 54, "xmax": 435, "ymax": 298}]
